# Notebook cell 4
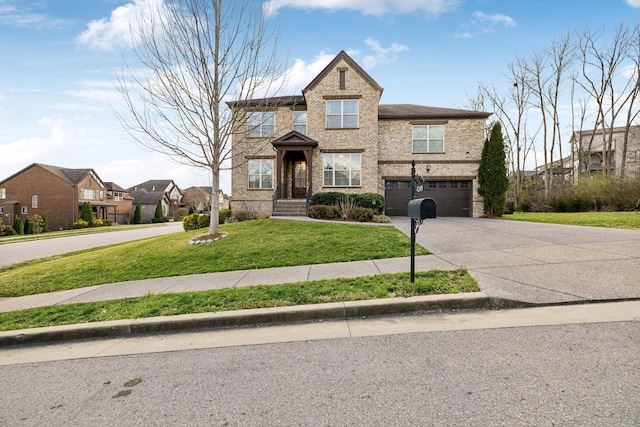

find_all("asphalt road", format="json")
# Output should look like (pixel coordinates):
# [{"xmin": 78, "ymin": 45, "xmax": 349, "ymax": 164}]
[
  {"xmin": 1, "ymin": 317, "xmax": 638, "ymax": 426},
  {"xmin": 0, "ymin": 222, "xmax": 184, "ymax": 267}
]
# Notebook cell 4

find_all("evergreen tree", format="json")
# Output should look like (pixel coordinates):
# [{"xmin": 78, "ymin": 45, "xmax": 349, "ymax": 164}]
[
  {"xmin": 478, "ymin": 122, "xmax": 509, "ymax": 216},
  {"xmin": 13, "ymin": 215, "xmax": 24, "ymax": 235},
  {"xmin": 133, "ymin": 203, "xmax": 142, "ymax": 224},
  {"xmin": 80, "ymin": 201, "xmax": 93, "ymax": 223},
  {"xmin": 23, "ymin": 217, "xmax": 33, "ymax": 235},
  {"xmin": 154, "ymin": 200, "xmax": 165, "ymax": 222},
  {"xmin": 42, "ymin": 214, "xmax": 49, "ymax": 232}
]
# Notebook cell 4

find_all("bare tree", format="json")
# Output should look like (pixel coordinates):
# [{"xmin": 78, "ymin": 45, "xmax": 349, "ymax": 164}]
[
  {"xmin": 620, "ymin": 24, "xmax": 640, "ymax": 178},
  {"xmin": 116, "ymin": 0, "xmax": 288, "ymax": 235}
]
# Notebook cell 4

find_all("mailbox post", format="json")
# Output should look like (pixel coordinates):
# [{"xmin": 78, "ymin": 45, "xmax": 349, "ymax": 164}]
[{"xmin": 407, "ymin": 161, "xmax": 436, "ymax": 282}]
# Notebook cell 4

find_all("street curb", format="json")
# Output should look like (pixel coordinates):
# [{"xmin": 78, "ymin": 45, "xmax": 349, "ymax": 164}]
[{"xmin": 0, "ymin": 292, "xmax": 491, "ymax": 348}]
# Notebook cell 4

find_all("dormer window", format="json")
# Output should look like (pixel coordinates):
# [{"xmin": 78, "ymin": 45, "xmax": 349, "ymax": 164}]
[{"xmin": 326, "ymin": 100, "xmax": 358, "ymax": 129}]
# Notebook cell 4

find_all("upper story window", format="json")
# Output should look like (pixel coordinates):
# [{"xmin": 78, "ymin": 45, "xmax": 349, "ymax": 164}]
[
  {"xmin": 293, "ymin": 111, "xmax": 307, "ymax": 135},
  {"xmin": 248, "ymin": 159, "xmax": 274, "ymax": 189},
  {"xmin": 31, "ymin": 195, "xmax": 38, "ymax": 208},
  {"xmin": 323, "ymin": 153, "xmax": 361, "ymax": 187},
  {"xmin": 247, "ymin": 112, "xmax": 275, "ymax": 138},
  {"xmin": 413, "ymin": 125, "xmax": 444, "ymax": 153},
  {"xmin": 81, "ymin": 188, "xmax": 99, "ymax": 200},
  {"xmin": 114, "ymin": 192, "xmax": 123, "ymax": 202},
  {"xmin": 0, "ymin": 188, "xmax": 5, "ymax": 199},
  {"xmin": 326, "ymin": 100, "xmax": 358, "ymax": 129}
]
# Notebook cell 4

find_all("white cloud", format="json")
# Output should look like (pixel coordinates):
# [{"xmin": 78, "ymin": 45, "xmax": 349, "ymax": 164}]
[
  {"xmin": 456, "ymin": 11, "xmax": 516, "ymax": 38},
  {"xmin": 0, "ymin": 1, "xmax": 69, "ymax": 29},
  {"xmin": 76, "ymin": 0, "xmax": 167, "ymax": 52},
  {"xmin": 625, "ymin": 0, "xmax": 640, "ymax": 8},
  {"xmin": 0, "ymin": 117, "xmax": 71, "ymax": 168},
  {"xmin": 361, "ymin": 38, "xmax": 409, "ymax": 68},
  {"xmin": 263, "ymin": 0, "xmax": 460, "ymax": 18}
]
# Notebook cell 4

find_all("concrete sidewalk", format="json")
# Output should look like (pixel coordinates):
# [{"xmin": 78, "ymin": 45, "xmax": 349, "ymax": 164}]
[{"xmin": 2, "ymin": 216, "xmax": 639, "ymax": 347}]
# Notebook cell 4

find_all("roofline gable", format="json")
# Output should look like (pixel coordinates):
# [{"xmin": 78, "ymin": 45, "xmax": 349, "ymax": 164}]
[{"xmin": 302, "ymin": 50, "xmax": 383, "ymax": 96}]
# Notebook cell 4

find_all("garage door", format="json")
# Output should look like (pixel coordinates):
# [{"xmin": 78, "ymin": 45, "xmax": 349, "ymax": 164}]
[{"xmin": 384, "ymin": 180, "xmax": 472, "ymax": 217}]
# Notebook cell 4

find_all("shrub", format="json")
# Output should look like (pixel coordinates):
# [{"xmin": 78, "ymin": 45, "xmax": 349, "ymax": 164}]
[
  {"xmin": 0, "ymin": 223, "xmax": 16, "ymax": 236},
  {"xmin": 183, "ymin": 213, "xmax": 200, "ymax": 231},
  {"xmin": 154, "ymin": 200, "xmax": 164, "ymax": 221},
  {"xmin": 308, "ymin": 204, "xmax": 340, "ymax": 219},
  {"xmin": 177, "ymin": 207, "xmax": 189, "ymax": 218},
  {"xmin": 132, "ymin": 203, "xmax": 142, "ymax": 224},
  {"xmin": 13, "ymin": 215, "xmax": 23, "ymax": 235},
  {"xmin": 336, "ymin": 195, "xmax": 358, "ymax": 219},
  {"xmin": 310, "ymin": 192, "xmax": 345, "ymax": 206},
  {"xmin": 41, "ymin": 214, "xmax": 49, "ymax": 232},
  {"xmin": 351, "ymin": 193, "xmax": 384, "ymax": 214},
  {"xmin": 351, "ymin": 207, "xmax": 375, "ymax": 222},
  {"xmin": 219, "ymin": 209, "xmax": 232, "ymax": 224},
  {"xmin": 80, "ymin": 201, "xmax": 93, "ymax": 224},
  {"xmin": 73, "ymin": 219, "xmax": 89, "ymax": 229},
  {"xmin": 91, "ymin": 219, "xmax": 104, "ymax": 227},
  {"xmin": 23, "ymin": 218, "xmax": 34, "ymax": 234},
  {"xmin": 233, "ymin": 209, "xmax": 258, "ymax": 222},
  {"xmin": 372, "ymin": 214, "xmax": 391, "ymax": 223},
  {"xmin": 198, "ymin": 214, "xmax": 211, "ymax": 229}
]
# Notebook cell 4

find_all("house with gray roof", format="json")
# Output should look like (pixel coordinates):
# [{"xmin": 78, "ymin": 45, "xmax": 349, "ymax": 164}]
[
  {"xmin": 127, "ymin": 179, "xmax": 184, "ymax": 222},
  {"xmin": 228, "ymin": 50, "xmax": 491, "ymax": 217},
  {"xmin": 0, "ymin": 163, "xmax": 132, "ymax": 230}
]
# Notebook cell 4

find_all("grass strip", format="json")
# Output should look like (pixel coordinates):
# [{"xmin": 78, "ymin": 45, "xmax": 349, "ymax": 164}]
[
  {"xmin": 0, "ymin": 270, "xmax": 477, "ymax": 331},
  {"xmin": 504, "ymin": 211, "xmax": 640, "ymax": 229},
  {"xmin": 0, "ymin": 219, "xmax": 428, "ymax": 297}
]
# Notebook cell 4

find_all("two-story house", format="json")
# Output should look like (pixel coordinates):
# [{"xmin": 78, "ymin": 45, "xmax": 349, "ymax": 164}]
[
  {"xmin": 183, "ymin": 186, "xmax": 230, "ymax": 213},
  {"xmin": 571, "ymin": 125, "xmax": 640, "ymax": 179},
  {"xmin": 127, "ymin": 179, "xmax": 184, "ymax": 222},
  {"xmin": 228, "ymin": 51, "xmax": 491, "ymax": 218},
  {"xmin": 0, "ymin": 163, "xmax": 131, "ymax": 230}
]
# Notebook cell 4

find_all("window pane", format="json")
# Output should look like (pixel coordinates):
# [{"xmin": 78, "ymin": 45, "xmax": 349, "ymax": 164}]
[
  {"xmin": 335, "ymin": 171, "xmax": 349, "ymax": 186},
  {"xmin": 323, "ymin": 171, "xmax": 333, "ymax": 186},
  {"xmin": 350, "ymin": 170, "xmax": 361, "ymax": 186},
  {"xmin": 413, "ymin": 126, "xmax": 428, "ymax": 140},
  {"xmin": 429, "ymin": 139, "xmax": 443, "ymax": 152},
  {"xmin": 343, "ymin": 101, "xmax": 357, "ymax": 114},
  {"xmin": 327, "ymin": 101, "xmax": 341, "ymax": 114},
  {"xmin": 343, "ymin": 115, "xmax": 357, "ymax": 128},
  {"xmin": 429, "ymin": 126, "xmax": 443, "ymax": 139},
  {"xmin": 413, "ymin": 140, "xmax": 427, "ymax": 153},
  {"xmin": 262, "ymin": 175, "xmax": 273, "ymax": 188}
]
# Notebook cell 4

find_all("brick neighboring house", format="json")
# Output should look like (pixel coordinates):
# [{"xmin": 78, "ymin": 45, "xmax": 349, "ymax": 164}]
[
  {"xmin": 228, "ymin": 50, "xmax": 491, "ymax": 217},
  {"xmin": 127, "ymin": 179, "xmax": 183, "ymax": 222},
  {"xmin": 104, "ymin": 182, "xmax": 135, "ymax": 224},
  {"xmin": 183, "ymin": 186, "xmax": 230, "ymax": 213},
  {"xmin": 0, "ymin": 163, "xmax": 131, "ymax": 230}
]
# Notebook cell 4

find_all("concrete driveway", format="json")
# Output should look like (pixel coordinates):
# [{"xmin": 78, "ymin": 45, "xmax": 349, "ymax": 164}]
[{"xmin": 392, "ymin": 217, "xmax": 640, "ymax": 305}]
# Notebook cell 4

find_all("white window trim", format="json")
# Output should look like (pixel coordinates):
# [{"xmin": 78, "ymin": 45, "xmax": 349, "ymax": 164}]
[
  {"xmin": 0, "ymin": 188, "xmax": 5, "ymax": 199},
  {"xmin": 31, "ymin": 195, "xmax": 38, "ymax": 208},
  {"xmin": 323, "ymin": 153, "xmax": 361, "ymax": 187},
  {"xmin": 21, "ymin": 206, "xmax": 27, "ymax": 214},
  {"xmin": 293, "ymin": 111, "xmax": 307, "ymax": 135},
  {"xmin": 247, "ymin": 112, "xmax": 276, "ymax": 138},
  {"xmin": 248, "ymin": 159, "xmax": 274, "ymax": 190},
  {"xmin": 412, "ymin": 124, "xmax": 445, "ymax": 153},
  {"xmin": 326, "ymin": 100, "xmax": 359, "ymax": 129}
]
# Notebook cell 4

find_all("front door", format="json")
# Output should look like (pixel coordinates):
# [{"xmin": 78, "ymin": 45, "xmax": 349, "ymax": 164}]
[{"xmin": 293, "ymin": 161, "xmax": 307, "ymax": 198}]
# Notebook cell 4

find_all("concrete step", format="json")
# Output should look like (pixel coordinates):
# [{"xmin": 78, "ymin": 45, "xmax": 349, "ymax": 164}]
[{"xmin": 272, "ymin": 200, "xmax": 307, "ymax": 216}]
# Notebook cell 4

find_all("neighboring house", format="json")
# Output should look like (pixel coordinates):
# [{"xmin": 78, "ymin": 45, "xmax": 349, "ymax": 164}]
[
  {"xmin": 104, "ymin": 182, "xmax": 135, "ymax": 224},
  {"xmin": 228, "ymin": 50, "xmax": 491, "ymax": 217},
  {"xmin": 571, "ymin": 125, "xmax": 640, "ymax": 178},
  {"xmin": 127, "ymin": 179, "xmax": 183, "ymax": 222},
  {"xmin": 0, "ymin": 163, "xmax": 126, "ymax": 230},
  {"xmin": 183, "ymin": 186, "xmax": 230, "ymax": 213},
  {"xmin": 534, "ymin": 156, "xmax": 573, "ymax": 182}
]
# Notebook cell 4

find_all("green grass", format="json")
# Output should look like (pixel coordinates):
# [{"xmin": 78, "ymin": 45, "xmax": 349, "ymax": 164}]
[
  {"xmin": 0, "ymin": 270, "xmax": 478, "ymax": 331},
  {"xmin": 504, "ymin": 211, "xmax": 640, "ymax": 229},
  {"xmin": 0, "ymin": 219, "xmax": 429, "ymax": 297}
]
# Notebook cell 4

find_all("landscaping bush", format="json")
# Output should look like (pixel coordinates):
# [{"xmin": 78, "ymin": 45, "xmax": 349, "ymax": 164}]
[
  {"xmin": 132, "ymin": 203, "xmax": 142, "ymax": 224},
  {"xmin": 548, "ymin": 177, "xmax": 640, "ymax": 213},
  {"xmin": 372, "ymin": 214, "xmax": 391, "ymax": 223},
  {"xmin": 13, "ymin": 215, "xmax": 23, "ymax": 235},
  {"xmin": 177, "ymin": 207, "xmax": 189, "ymax": 218},
  {"xmin": 80, "ymin": 202, "xmax": 93, "ymax": 224},
  {"xmin": 198, "ymin": 214, "xmax": 211, "ymax": 229},
  {"xmin": 310, "ymin": 192, "xmax": 345, "ymax": 206},
  {"xmin": 182, "ymin": 213, "xmax": 200, "ymax": 231},
  {"xmin": 91, "ymin": 219, "xmax": 104, "ymax": 227},
  {"xmin": 336, "ymin": 195, "xmax": 358, "ymax": 219},
  {"xmin": 351, "ymin": 207, "xmax": 375, "ymax": 222},
  {"xmin": 233, "ymin": 209, "xmax": 257, "ymax": 222},
  {"xmin": 308, "ymin": 204, "xmax": 340, "ymax": 219},
  {"xmin": 0, "ymin": 221, "xmax": 17, "ymax": 236},
  {"xmin": 219, "ymin": 209, "xmax": 232, "ymax": 224},
  {"xmin": 73, "ymin": 219, "xmax": 89, "ymax": 229},
  {"xmin": 153, "ymin": 200, "xmax": 165, "ymax": 222},
  {"xmin": 23, "ymin": 218, "xmax": 34, "ymax": 235},
  {"xmin": 351, "ymin": 193, "xmax": 384, "ymax": 214}
]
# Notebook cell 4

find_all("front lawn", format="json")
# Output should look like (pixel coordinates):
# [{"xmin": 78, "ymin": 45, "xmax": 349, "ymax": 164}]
[{"xmin": 504, "ymin": 211, "xmax": 640, "ymax": 229}]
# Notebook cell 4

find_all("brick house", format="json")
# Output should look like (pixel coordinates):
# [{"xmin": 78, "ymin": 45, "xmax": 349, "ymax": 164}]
[
  {"xmin": 0, "ymin": 163, "xmax": 132, "ymax": 230},
  {"xmin": 228, "ymin": 50, "xmax": 491, "ymax": 217},
  {"xmin": 104, "ymin": 182, "xmax": 135, "ymax": 224},
  {"xmin": 127, "ymin": 179, "xmax": 183, "ymax": 222}
]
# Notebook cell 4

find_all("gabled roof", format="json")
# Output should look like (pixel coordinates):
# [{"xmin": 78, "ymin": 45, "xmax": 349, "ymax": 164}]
[
  {"xmin": 378, "ymin": 104, "xmax": 491, "ymax": 120},
  {"xmin": 0, "ymin": 163, "xmax": 106, "ymax": 187},
  {"xmin": 128, "ymin": 188, "xmax": 170, "ymax": 205},
  {"xmin": 127, "ymin": 179, "xmax": 180, "ymax": 193},
  {"xmin": 271, "ymin": 130, "xmax": 318, "ymax": 148},
  {"xmin": 104, "ymin": 181, "xmax": 127, "ymax": 192},
  {"xmin": 303, "ymin": 50, "xmax": 383, "ymax": 95}
]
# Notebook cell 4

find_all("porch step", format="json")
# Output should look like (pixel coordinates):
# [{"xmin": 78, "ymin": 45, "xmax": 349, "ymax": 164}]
[{"xmin": 272, "ymin": 199, "xmax": 308, "ymax": 217}]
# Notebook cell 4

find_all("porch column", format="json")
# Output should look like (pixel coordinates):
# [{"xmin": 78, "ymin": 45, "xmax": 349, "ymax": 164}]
[
  {"xmin": 277, "ymin": 149, "xmax": 287, "ymax": 198},
  {"xmin": 304, "ymin": 148, "xmax": 313, "ymax": 196}
]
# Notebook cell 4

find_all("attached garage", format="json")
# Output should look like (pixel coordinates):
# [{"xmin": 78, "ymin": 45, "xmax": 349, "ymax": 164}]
[{"xmin": 384, "ymin": 180, "xmax": 472, "ymax": 217}]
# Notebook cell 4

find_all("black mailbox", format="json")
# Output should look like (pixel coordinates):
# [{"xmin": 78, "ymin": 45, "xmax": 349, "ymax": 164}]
[{"xmin": 407, "ymin": 197, "xmax": 436, "ymax": 219}]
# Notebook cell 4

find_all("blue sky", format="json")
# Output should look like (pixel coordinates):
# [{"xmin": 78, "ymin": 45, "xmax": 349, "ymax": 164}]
[{"xmin": 1, "ymin": 0, "xmax": 639, "ymax": 194}]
